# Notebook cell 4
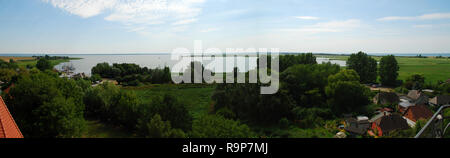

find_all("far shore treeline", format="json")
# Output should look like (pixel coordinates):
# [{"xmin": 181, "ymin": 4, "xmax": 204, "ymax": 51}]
[{"xmin": 0, "ymin": 52, "xmax": 449, "ymax": 138}]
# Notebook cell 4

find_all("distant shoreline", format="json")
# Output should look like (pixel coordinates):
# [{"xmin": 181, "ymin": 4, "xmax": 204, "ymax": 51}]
[{"xmin": 1, "ymin": 52, "xmax": 450, "ymax": 57}]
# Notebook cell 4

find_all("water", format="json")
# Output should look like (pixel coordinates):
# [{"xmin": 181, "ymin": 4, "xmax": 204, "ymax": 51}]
[{"xmin": 53, "ymin": 54, "xmax": 348, "ymax": 76}]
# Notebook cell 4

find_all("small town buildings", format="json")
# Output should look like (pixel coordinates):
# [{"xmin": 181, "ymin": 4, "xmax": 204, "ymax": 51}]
[
  {"xmin": 373, "ymin": 92, "xmax": 400, "ymax": 105},
  {"xmin": 371, "ymin": 113, "xmax": 409, "ymax": 137},
  {"xmin": 398, "ymin": 101, "xmax": 413, "ymax": 113},
  {"xmin": 0, "ymin": 96, "xmax": 23, "ymax": 138},
  {"xmin": 429, "ymin": 95, "xmax": 450, "ymax": 106},
  {"xmin": 403, "ymin": 105, "xmax": 433, "ymax": 122},
  {"xmin": 407, "ymin": 90, "xmax": 429, "ymax": 105},
  {"xmin": 345, "ymin": 116, "xmax": 370, "ymax": 136}
]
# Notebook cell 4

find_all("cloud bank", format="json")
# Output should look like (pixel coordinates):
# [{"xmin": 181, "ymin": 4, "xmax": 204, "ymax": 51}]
[
  {"xmin": 378, "ymin": 13, "xmax": 450, "ymax": 21},
  {"xmin": 43, "ymin": 0, "xmax": 206, "ymax": 32}
]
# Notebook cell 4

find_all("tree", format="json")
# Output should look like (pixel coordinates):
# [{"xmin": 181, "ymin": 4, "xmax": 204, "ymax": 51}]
[
  {"xmin": 379, "ymin": 55, "xmax": 399, "ymax": 86},
  {"xmin": 34, "ymin": 97, "xmax": 86, "ymax": 138},
  {"xmin": 404, "ymin": 74, "xmax": 425, "ymax": 90},
  {"xmin": 280, "ymin": 63, "xmax": 341, "ymax": 108},
  {"xmin": 190, "ymin": 115, "xmax": 254, "ymax": 138},
  {"xmin": 36, "ymin": 58, "xmax": 52, "ymax": 71},
  {"xmin": 149, "ymin": 94, "xmax": 193, "ymax": 131},
  {"xmin": 137, "ymin": 114, "xmax": 186, "ymax": 138},
  {"xmin": 346, "ymin": 52, "xmax": 377, "ymax": 83},
  {"xmin": 325, "ymin": 69, "xmax": 371, "ymax": 115},
  {"xmin": 0, "ymin": 68, "xmax": 18, "ymax": 83},
  {"xmin": 6, "ymin": 72, "xmax": 86, "ymax": 137},
  {"xmin": 278, "ymin": 53, "xmax": 317, "ymax": 72}
]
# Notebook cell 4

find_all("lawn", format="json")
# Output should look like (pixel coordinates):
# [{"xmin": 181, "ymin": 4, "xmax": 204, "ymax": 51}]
[
  {"xmin": 83, "ymin": 120, "xmax": 133, "ymax": 138},
  {"xmin": 316, "ymin": 55, "xmax": 450, "ymax": 83},
  {"xmin": 122, "ymin": 84, "xmax": 216, "ymax": 119}
]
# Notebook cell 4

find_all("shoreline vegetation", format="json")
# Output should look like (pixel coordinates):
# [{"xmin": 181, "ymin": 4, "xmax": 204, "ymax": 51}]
[{"xmin": 1, "ymin": 53, "xmax": 449, "ymax": 138}]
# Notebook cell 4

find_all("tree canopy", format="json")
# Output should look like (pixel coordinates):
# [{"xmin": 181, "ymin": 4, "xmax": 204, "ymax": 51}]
[
  {"xmin": 379, "ymin": 55, "xmax": 399, "ymax": 86},
  {"xmin": 346, "ymin": 52, "xmax": 377, "ymax": 83}
]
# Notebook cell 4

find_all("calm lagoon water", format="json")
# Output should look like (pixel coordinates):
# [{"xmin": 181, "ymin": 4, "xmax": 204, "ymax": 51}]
[{"xmin": 54, "ymin": 54, "xmax": 347, "ymax": 76}]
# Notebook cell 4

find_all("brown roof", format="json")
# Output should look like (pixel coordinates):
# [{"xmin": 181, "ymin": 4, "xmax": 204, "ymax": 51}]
[
  {"xmin": 0, "ymin": 96, "xmax": 23, "ymax": 138},
  {"xmin": 404, "ymin": 105, "xmax": 433, "ymax": 122},
  {"xmin": 376, "ymin": 114, "xmax": 410, "ymax": 133},
  {"xmin": 374, "ymin": 92, "xmax": 399, "ymax": 105}
]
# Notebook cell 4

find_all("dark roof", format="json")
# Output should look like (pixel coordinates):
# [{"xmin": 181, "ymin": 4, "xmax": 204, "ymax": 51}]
[
  {"xmin": 345, "ymin": 126, "xmax": 367, "ymax": 135},
  {"xmin": 430, "ymin": 95, "xmax": 450, "ymax": 105},
  {"xmin": 405, "ymin": 105, "xmax": 433, "ymax": 122},
  {"xmin": 374, "ymin": 92, "xmax": 400, "ymax": 105},
  {"xmin": 414, "ymin": 95, "xmax": 429, "ymax": 105},
  {"xmin": 377, "ymin": 114, "xmax": 410, "ymax": 133}
]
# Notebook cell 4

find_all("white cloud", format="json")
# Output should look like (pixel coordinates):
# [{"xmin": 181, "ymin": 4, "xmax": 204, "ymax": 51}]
[
  {"xmin": 282, "ymin": 19, "xmax": 361, "ymax": 33},
  {"xmin": 378, "ymin": 13, "xmax": 450, "ymax": 21},
  {"xmin": 295, "ymin": 16, "xmax": 319, "ymax": 20},
  {"xmin": 200, "ymin": 27, "xmax": 220, "ymax": 33},
  {"xmin": 43, "ymin": 0, "xmax": 206, "ymax": 33},
  {"xmin": 172, "ymin": 18, "xmax": 197, "ymax": 25},
  {"xmin": 43, "ymin": 0, "xmax": 117, "ymax": 18}
]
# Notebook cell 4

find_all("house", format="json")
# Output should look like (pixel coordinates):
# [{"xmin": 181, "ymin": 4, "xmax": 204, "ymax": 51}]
[
  {"xmin": 429, "ymin": 95, "xmax": 450, "ymax": 106},
  {"xmin": 398, "ymin": 101, "xmax": 413, "ymax": 113},
  {"xmin": 344, "ymin": 116, "xmax": 370, "ymax": 136},
  {"xmin": 373, "ymin": 92, "xmax": 400, "ymax": 105},
  {"xmin": 407, "ymin": 90, "xmax": 422, "ymax": 100},
  {"xmin": 0, "ymin": 96, "xmax": 23, "ymax": 138},
  {"xmin": 407, "ymin": 90, "xmax": 429, "ymax": 105},
  {"xmin": 371, "ymin": 114, "xmax": 410, "ymax": 137},
  {"xmin": 403, "ymin": 105, "xmax": 433, "ymax": 122}
]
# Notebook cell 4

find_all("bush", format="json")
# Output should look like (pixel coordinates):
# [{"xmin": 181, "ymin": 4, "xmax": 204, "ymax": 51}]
[{"xmin": 190, "ymin": 115, "xmax": 254, "ymax": 138}]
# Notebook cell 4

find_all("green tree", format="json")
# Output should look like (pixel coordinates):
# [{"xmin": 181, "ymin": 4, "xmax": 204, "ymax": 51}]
[
  {"xmin": 0, "ymin": 68, "xmax": 18, "ymax": 83},
  {"xmin": 404, "ymin": 74, "xmax": 425, "ymax": 90},
  {"xmin": 325, "ymin": 69, "xmax": 371, "ymax": 115},
  {"xmin": 137, "ymin": 114, "xmax": 186, "ymax": 138},
  {"xmin": 34, "ymin": 97, "xmax": 86, "ymax": 138},
  {"xmin": 346, "ymin": 51, "xmax": 377, "ymax": 83},
  {"xmin": 149, "ymin": 94, "xmax": 192, "ymax": 131},
  {"xmin": 6, "ymin": 72, "xmax": 86, "ymax": 137},
  {"xmin": 36, "ymin": 58, "xmax": 52, "ymax": 71},
  {"xmin": 379, "ymin": 55, "xmax": 399, "ymax": 86},
  {"xmin": 190, "ymin": 115, "xmax": 254, "ymax": 138}
]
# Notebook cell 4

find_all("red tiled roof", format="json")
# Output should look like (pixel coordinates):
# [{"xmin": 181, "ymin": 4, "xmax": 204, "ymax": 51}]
[
  {"xmin": 0, "ymin": 96, "xmax": 23, "ymax": 138},
  {"xmin": 404, "ymin": 105, "xmax": 433, "ymax": 122}
]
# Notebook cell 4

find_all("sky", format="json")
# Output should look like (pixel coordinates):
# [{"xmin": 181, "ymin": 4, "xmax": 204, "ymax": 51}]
[{"xmin": 1, "ymin": 0, "xmax": 450, "ymax": 54}]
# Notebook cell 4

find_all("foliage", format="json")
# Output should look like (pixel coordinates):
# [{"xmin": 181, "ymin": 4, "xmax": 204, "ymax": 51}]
[
  {"xmin": 91, "ymin": 62, "xmax": 172, "ymax": 85},
  {"xmin": 6, "ymin": 72, "xmax": 86, "ymax": 137},
  {"xmin": 404, "ymin": 74, "xmax": 425, "ymax": 90},
  {"xmin": 0, "ymin": 59, "xmax": 18, "ymax": 69},
  {"xmin": 36, "ymin": 58, "xmax": 52, "ymax": 71},
  {"xmin": 0, "ymin": 68, "xmax": 18, "ymax": 83},
  {"xmin": 190, "ymin": 115, "xmax": 254, "ymax": 138},
  {"xmin": 278, "ymin": 53, "xmax": 317, "ymax": 72},
  {"xmin": 325, "ymin": 69, "xmax": 371, "ymax": 115},
  {"xmin": 280, "ymin": 63, "xmax": 341, "ymax": 108},
  {"xmin": 346, "ymin": 51, "xmax": 378, "ymax": 83},
  {"xmin": 379, "ymin": 55, "xmax": 400, "ymax": 86},
  {"xmin": 136, "ymin": 114, "xmax": 186, "ymax": 138}
]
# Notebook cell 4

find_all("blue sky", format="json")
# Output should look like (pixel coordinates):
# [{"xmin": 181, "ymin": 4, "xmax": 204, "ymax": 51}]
[{"xmin": 1, "ymin": 0, "xmax": 450, "ymax": 54}]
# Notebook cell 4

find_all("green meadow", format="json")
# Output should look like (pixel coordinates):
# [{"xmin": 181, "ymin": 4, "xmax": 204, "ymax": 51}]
[{"xmin": 122, "ymin": 84, "xmax": 216, "ymax": 119}]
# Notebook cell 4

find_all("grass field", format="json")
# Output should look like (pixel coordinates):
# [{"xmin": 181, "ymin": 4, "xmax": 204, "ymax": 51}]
[
  {"xmin": 316, "ymin": 55, "xmax": 450, "ymax": 83},
  {"xmin": 122, "ymin": 84, "xmax": 216, "ymax": 119},
  {"xmin": 83, "ymin": 120, "xmax": 132, "ymax": 138}
]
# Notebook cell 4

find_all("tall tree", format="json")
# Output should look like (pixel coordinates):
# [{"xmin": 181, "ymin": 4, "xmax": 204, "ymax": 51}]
[
  {"xmin": 36, "ymin": 58, "xmax": 52, "ymax": 71},
  {"xmin": 346, "ymin": 51, "xmax": 377, "ymax": 83},
  {"xmin": 379, "ymin": 55, "xmax": 399, "ymax": 86}
]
